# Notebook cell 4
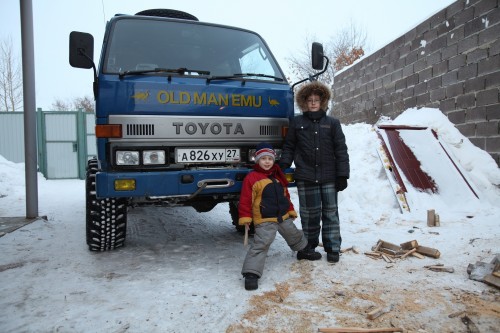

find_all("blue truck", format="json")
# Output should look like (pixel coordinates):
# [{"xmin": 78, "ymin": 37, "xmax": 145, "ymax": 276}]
[{"xmin": 69, "ymin": 9, "xmax": 327, "ymax": 251}]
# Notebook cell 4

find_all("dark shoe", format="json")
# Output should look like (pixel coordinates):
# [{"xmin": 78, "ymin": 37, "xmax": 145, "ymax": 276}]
[
  {"xmin": 244, "ymin": 273, "xmax": 259, "ymax": 290},
  {"xmin": 327, "ymin": 252, "xmax": 340, "ymax": 263},
  {"xmin": 297, "ymin": 247, "xmax": 322, "ymax": 261}
]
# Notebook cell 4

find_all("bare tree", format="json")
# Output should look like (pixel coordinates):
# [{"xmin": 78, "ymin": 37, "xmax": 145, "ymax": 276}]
[
  {"xmin": 74, "ymin": 96, "xmax": 95, "ymax": 113},
  {"xmin": 286, "ymin": 20, "xmax": 367, "ymax": 89},
  {"xmin": 51, "ymin": 95, "xmax": 95, "ymax": 113},
  {"xmin": 286, "ymin": 35, "xmax": 336, "ymax": 88},
  {"xmin": 330, "ymin": 19, "xmax": 367, "ymax": 71},
  {"xmin": 51, "ymin": 98, "xmax": 72, "ymax": 111},
  {"xmin": 0, "ymin": 37, "xmax": 23, "ymax": 111}
]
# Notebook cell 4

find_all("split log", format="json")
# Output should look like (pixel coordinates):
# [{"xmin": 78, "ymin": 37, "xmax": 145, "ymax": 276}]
[
  {"xmin": 427, "ymin": 209, "xmax": 435, "ymax": 227},
  {"xmin": 448, "ymin": 310, "xmax": 466, "ymax": 318},
  {"xmin": 372, "ymin": 240, "xmax": 383, "ymax": 252},
  {"xmin": 352, "ymin": 246, "xmax": 360, "ymax": 254},
  {"xmin": 434, "ymin": 214, "xmax": 440, "ymax": 226},
  {"xmin": 400, "ymin": 248, "xmax": 416, "ymax": 259},
  {"xmin": 341, "ymin": 247, "xmax": 353, "ymax": 253},
  {"xmin": 381, "ymin": 254, "xmax": 394, "ymax": 263},
  {"xmin": 379, "ymin": 248, "xmax": 399, "ymax": 256},
  {"xmin": 318, "ymin": 328, "xmax": 403, "ymax": 333},
  {"xmin": 378, "ymin": 240, "xmax": 401, "ymax": 252},
  {"xmin": 416, "ymin": 245, "xmax": 440, "ymax": 258},
  {"xmin": 483, "ymin": 274, "xmax": 500, "ymax": 289},
  {"xmin": 411, "ymin": 252, "xmax": 425, "ymax": 259},
  {"xmin": 425, "ymin": 265, "xmax": 454, "ymax": 273},
  {"xmin": 366, "ymin": 305, "xmax": 393, "ymax": 320},
  {"xmin": 364, "ymin": 251, "xmax": 382, "ymax": 257},
  {"xmin": 400, "ymin": 240, "xmax": 418, "ymax": 250}
]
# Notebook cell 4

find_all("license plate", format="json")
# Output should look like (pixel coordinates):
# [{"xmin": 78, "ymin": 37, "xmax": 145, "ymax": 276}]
[{"xmin": 175, "ymin": 148, "xmax": 240, "ymax": 163}]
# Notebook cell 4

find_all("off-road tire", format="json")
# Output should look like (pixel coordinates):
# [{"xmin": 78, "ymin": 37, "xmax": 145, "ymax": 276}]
[
  {"xmin": 229, "ymin": 200, "xmax": 254, "ymax": 234},
  {"xmin": 135, "ymin": 9, "xmax": 198, "ymax": 21},
  {"xmin": 86, "ymin": 158, "xmax": 128, "ymax": 251}
]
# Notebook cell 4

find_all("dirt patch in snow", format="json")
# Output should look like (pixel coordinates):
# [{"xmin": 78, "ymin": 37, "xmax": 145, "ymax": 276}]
[{"xmin": 227, "ymin": 260, "xmax": 500, "ymax": 332}]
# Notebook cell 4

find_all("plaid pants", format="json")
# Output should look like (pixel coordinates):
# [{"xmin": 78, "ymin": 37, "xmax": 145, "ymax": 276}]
[{"xmin": 296, "ymin": 181, "xmax": 341, "ymax": 252}]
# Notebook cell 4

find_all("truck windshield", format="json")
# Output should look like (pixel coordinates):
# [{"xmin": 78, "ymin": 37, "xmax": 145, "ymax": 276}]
[{"xmin": 103, "ymin": 17, "xmax": 286, "ymax": 81}]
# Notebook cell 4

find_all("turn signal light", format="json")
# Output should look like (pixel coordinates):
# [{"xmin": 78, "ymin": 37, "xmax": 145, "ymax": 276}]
[
  {"xmin": 96, "ymin": 124, "xmax": 122, "ymax": 138},
  {"xmin": 282, "ymin": 126, "xmax": 289, "ymax": 138}
]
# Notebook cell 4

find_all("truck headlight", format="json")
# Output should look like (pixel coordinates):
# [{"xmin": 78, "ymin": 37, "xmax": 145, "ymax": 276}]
[
  {"xmin": 143, "ymin": 150, "xmax": 166, "ymax": 165},
  {"xmin": 116, "ymin": 151, "xmax": 140, "ymax": 165}
]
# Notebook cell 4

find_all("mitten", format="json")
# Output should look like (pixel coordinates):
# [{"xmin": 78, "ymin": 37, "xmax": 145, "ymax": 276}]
[{"xmin": 336, "ymin": 177, "xmax": 348, "ymax": 192}]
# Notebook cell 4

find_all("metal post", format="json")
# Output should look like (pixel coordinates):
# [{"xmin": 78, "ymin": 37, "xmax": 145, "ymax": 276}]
[{"xmin": 20, "ymin": 0, "xmax": 38, "ymax": 218}]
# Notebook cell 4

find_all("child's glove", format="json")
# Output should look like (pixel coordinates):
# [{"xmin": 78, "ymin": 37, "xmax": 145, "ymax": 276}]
[{"xmin": 336, "ymin": 177, "xmax": 348, "ymax": 191}]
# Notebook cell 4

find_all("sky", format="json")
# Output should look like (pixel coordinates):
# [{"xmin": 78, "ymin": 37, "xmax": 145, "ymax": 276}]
[
  {"xmin": 0, "ymin": 0, "xmax": 456, "ymax": 110},
  {"xmin": 1, "ymin": 107, "xmax": 499, "ymax": 332}
]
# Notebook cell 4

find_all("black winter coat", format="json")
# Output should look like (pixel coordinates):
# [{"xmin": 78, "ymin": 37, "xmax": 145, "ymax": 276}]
[{"xmin": 280, "ymin": 113, "xmax": 350, "ymax": 183}]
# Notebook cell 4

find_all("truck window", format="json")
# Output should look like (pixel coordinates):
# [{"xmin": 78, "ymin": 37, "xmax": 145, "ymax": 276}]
[{"xmin": 103, "ymin": 18, "xmax": 284, "ymax": 80}]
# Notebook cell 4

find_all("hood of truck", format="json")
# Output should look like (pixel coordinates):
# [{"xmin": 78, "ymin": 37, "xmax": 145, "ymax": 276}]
[{"xmin": 95, "ymin": 75, "xmax": 293, "ymax": 119}]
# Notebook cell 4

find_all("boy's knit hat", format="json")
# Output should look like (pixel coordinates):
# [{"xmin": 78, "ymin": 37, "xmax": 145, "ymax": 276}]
[{"xmin": 254, "ymin": 142, "xmax": 276, "ymax": 162}]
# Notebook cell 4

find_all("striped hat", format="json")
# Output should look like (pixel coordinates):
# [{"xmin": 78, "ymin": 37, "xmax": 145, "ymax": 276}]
[{"xmin": 254, "ymin": 142, "xmax": 276, "ymax": 162}]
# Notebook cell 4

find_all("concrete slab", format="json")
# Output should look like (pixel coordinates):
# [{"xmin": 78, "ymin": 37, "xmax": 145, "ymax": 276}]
[{"xmin": 0, "ymin": 216, "xmax": 47, "ymax": 237}]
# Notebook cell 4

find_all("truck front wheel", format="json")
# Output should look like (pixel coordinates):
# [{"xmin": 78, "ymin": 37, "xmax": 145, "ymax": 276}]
[{"xmin": 86, "ymin": 159, "xmax": 128, "ymax": 251}]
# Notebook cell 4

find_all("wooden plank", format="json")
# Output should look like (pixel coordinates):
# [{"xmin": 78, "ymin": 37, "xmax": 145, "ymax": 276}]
[
  {"xmin": 318, "ymin": 327, "xmax": 403, "ymax": 333},
  {"xmin": 416, "ymin": 245, "xmax": 440, "ymax": 258}
]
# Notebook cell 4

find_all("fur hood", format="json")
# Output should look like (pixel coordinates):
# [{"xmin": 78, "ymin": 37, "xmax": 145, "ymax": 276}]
[{"xmin": 295, "ymin": 81, "xmax": 331, "ymax": 112}]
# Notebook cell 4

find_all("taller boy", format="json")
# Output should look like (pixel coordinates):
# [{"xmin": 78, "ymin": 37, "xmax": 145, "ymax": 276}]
[{"xmin": 280, "ymin": 81, "xmax": 350, "ymax": 263}]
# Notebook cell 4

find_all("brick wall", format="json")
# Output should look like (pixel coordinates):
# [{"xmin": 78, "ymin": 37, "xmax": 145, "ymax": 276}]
[{"xmin": 332, "ymin": 0, "xmax": 500, "ymax": 166}]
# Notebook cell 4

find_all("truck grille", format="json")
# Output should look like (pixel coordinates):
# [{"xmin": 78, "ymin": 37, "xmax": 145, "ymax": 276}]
[
  {"xmin": 126, "ymin": 124, "xmax": 155, "ymax": 136},
  {"xmin": 260, "ymin": 125, "xmax": 279, "ymax": 136}
]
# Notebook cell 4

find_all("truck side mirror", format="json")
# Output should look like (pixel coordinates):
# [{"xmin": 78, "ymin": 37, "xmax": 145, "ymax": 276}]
[
  {"xmin": 311, "ymin": 42, "xmax": 324, "ymax": 70},
  {"xmin": 69, "ymin": 31, "xmax": 94, "ymax": 69}
]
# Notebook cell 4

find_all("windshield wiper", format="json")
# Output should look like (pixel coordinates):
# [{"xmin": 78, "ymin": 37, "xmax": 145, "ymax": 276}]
[
  {"xmin": 233, "ymin": 73, "xmax": 284, "ymax": 81},
  {"xmin": 119, "ymin": 67, "xmax": 210, "ymax": 79},
  {"xmin": 207, "ymin": 72, "xmax": 284, "ymax": 83}
]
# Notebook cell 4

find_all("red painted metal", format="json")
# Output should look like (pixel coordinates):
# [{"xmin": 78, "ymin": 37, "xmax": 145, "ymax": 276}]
[{"xmin": 377, "ymin": 126, "xmax": 437, "ymax": 193}]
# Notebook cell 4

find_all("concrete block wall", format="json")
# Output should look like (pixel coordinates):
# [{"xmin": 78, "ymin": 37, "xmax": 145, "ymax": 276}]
[{"xmin": 332, "ymin": 0, "xmax": 500, "ymax": 166}]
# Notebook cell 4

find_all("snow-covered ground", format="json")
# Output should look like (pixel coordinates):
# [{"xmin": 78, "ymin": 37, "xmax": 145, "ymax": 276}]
[{"xmin": 1, "ymin": 108, "xmax": 499, "ymax": 332}]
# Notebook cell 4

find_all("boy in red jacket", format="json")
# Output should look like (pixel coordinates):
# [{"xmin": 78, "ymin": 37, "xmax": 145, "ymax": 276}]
[{"xmin": 239, "ymin": 142, "xmax": 320, "ymax": 291}]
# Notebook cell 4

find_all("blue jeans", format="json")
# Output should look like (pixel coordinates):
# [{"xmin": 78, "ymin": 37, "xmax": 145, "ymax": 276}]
[{"xmin": 296, "ymin": 181, "xmax": 341, "ymax": 252}]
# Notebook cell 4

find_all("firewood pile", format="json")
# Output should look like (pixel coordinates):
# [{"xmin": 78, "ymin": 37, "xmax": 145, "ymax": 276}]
[{"xmin": 355, "ymin": 239, "xmax": 453, "ymax": 272}]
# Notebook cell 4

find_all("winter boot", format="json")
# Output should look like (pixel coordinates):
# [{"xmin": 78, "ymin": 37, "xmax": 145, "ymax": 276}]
[
  {"xmin": 244, "ymin": 273, "xmax": 259, "ymax": 290},
  {"xmin": 327, "ymin": 252, "xmax": 340, "ymax": 263},
  {"xmin": 297, "ymin": 245, "xmax": 322, "ymax": 261}
]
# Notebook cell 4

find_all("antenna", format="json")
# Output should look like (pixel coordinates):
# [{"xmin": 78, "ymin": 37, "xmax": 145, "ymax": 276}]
[{"xmin": 100, "ymin": 0, "xmax": 106, "ymax": 25}]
